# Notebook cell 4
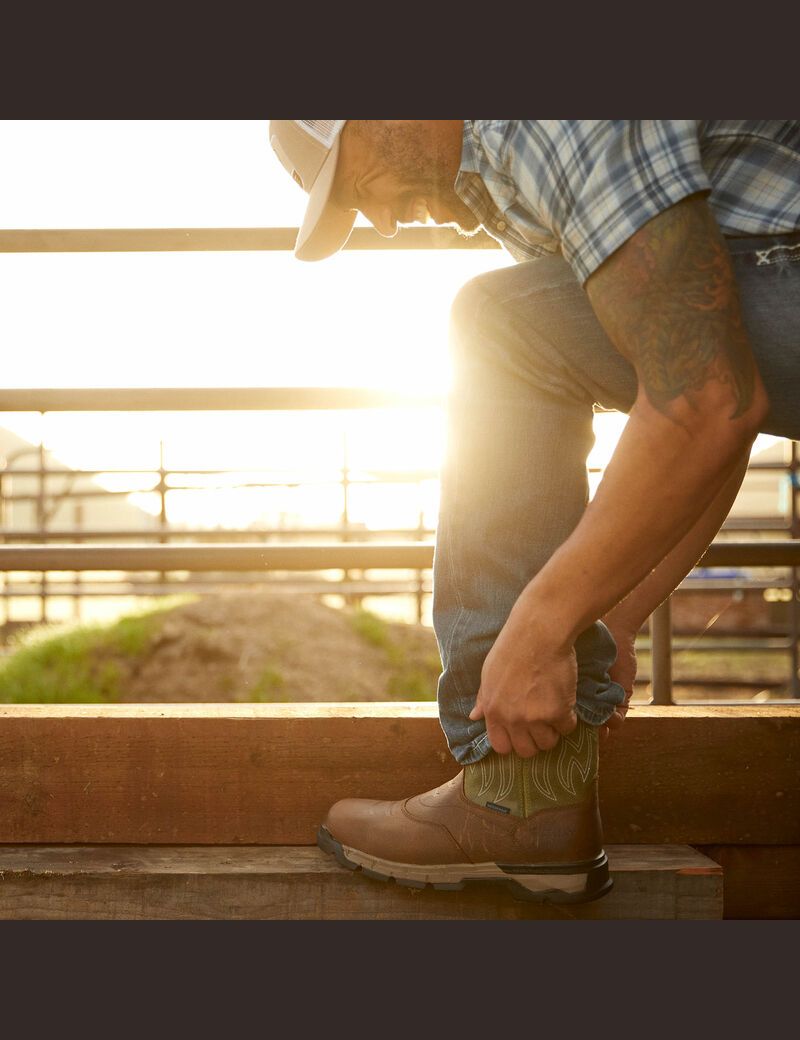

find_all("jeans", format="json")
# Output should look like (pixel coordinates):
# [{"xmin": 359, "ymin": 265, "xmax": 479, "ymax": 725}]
[{"xmin": 433, "ymin": 230, "xmax": 800, "ymax": 765}]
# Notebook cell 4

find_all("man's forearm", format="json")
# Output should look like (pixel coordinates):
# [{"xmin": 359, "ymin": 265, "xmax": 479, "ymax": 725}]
[
  {"xmin": 507, "ymin": 397, "xmax": 761, "ymax": 649},
  {"xmin": 602, "ymin": 447, "xmax": 751, "ymax": 636}
]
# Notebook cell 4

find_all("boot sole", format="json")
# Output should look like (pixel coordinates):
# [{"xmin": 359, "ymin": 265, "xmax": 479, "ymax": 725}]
[{"xmin": 317, "ymin": 825, "xmax": 613, "ymax": 905}]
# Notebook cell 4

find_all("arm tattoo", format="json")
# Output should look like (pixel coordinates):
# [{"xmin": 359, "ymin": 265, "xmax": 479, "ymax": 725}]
[{"xmin": 587, "ymin": 196, "xmax": 756, "ymax": 420}]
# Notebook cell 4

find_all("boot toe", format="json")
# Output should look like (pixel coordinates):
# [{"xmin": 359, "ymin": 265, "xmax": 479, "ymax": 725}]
[{"xmin": 323, "ymin": 796, "xmax": 396, "ymax": 850}]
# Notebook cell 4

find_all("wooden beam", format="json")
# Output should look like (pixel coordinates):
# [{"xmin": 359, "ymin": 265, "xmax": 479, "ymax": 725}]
[
  {"xmin": 0, "ymin": 844, "xmax": 722, "ymax": 920},
  {"xmin": 697, "ymin": 845, "xmax": 800, "ymax": 919},
  {"xmin": 0, "ymin": 705, "xmax": 797, "ymax": 846}
]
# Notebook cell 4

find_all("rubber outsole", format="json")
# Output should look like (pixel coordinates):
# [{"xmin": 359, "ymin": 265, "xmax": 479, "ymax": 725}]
[{"xmin": 317, "ymin": 825, "xmax": 613, "ymax": 905}]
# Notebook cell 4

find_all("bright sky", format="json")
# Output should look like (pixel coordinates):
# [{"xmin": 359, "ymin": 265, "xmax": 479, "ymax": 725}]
[{"xmin": 0, "ymin": 122, "xmax": 504, "ymax": 548}]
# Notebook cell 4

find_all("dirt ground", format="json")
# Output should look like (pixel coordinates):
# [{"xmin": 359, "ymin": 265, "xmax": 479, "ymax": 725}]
[{"xmin": 110, "ymin": 592, "xmax": 441, "ymax": 703}]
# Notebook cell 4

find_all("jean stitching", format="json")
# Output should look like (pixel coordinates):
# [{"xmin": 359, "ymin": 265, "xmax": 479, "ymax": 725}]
[
  {"xmin": 459, "ymin": 731, "xmax": 491, "ymax": 764},
  {"xmin": 755, "ymin": 241, "xmax": 800, "ymax": 266}
]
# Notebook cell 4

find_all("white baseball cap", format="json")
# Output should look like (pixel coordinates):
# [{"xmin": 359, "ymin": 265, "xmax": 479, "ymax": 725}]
[{"xmin": 269, "ymin": 119, "xmax": 355, "ymax": 261}]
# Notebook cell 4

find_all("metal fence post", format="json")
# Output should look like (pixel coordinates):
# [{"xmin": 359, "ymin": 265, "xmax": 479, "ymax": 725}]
[
  {"xmin": 650, "ymin": 596, "xmax": 674, "ymax": 705},
  {"xmin": 37, "ymin": 418, "xmax": 47, "ymax": 624},
  {"xmin": 790, "ymin": 440, "xmax": 799, "ymax": 698},
  {"xmin": 158, "ymin": 440, "xmax": 168, "ymax": 596}
]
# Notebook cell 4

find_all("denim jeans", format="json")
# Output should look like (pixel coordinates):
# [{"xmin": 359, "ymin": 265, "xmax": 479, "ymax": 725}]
[{"xmin": 433, "ymin": 230, "xmax": 800, "ymax": 765}]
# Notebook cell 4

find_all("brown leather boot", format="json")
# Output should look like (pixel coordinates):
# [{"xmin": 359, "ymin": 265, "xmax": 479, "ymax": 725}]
[{"xmin": 318, "ymin": 719, "xmax": 612, "ymax": 904}]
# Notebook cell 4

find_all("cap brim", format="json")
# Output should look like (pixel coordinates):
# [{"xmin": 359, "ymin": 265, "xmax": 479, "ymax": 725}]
[{"xmin": 295, "ymin": 137, "xmax": 356, "ymax": 261}]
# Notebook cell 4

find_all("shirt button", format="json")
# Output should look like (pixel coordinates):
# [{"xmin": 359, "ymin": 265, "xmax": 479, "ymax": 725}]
[{"xmin": 496, "ymin": 220, "xmax": 507, "ymax": 231}]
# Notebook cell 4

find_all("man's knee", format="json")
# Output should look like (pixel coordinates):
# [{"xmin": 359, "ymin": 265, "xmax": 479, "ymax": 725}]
[
  {"xmin": 449, "ymin": 258, "xmax": 637, "ymax": 411},
  {"xmin": 449, "ymin": 271, "xmax": 501, "ymax": 352},
  {"xmin": 449, "ymin": 256, "xmax": 575, "ymax": 353},
  {"xmin": 449, "ymin": 260, "xmax": 576, "ymax": 392}
]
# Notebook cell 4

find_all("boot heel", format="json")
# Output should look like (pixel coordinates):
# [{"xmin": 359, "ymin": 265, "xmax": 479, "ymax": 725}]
[{"xmin": 500, "ymin": 852, "xmax": 612, "ymax": 904}]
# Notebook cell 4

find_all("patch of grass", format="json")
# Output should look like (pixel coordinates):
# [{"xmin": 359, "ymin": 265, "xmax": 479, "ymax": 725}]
[
  {"xmin": 348, "ymin": 607, "xmax": 440, "ymax": 701},
  {"xmin": 103, "ymin": 612, "xmax": 161, "ymax": 657},
  {"xmin": 219, "ymin": 672, "xmax": 237, "ymax": 695},
  {"xmin": 0, "ymin": 597, "xmax": 193, "ymax": 704},
  {"xmin": 0, "ymin": 624, "xmax": 120, "ymax": 704},
  {"xmin": 387, "ymin": 669, "xmax": 437, "ymax": 701},
  {"xmin": 251, "ymin": 666, "xmax": 286, "ymax": 702},
  {"xmin": 349, "ymin": 607, "xmax": 393, "ymax": 650}
]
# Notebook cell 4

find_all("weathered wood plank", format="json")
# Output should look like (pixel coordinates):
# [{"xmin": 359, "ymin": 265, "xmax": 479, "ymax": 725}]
[
  {"xmin": 0, "ymin": 844, "xmax": 722, "ymax": 920},
  {"xmin": 697, "ymin": 845, "xmax": 800, "ymax": 919},
  {"xmin": 0, "ymin": 705, "xmax": 797, "ymax": 845}
]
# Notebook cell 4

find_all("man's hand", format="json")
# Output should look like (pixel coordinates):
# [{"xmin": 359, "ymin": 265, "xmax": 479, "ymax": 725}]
[
  {"xmin": 471, "ymin": 612, "xmax": 637, "ymax": 753},
  {"xmin": 469, "ymin": 611, "xmax": 578, "ymax": 757}
]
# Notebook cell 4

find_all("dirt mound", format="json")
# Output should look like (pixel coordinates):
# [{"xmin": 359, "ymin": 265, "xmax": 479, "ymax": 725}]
[{"xmin": 107, "ymin": 593, "xmax": 441, "ymax": 703}]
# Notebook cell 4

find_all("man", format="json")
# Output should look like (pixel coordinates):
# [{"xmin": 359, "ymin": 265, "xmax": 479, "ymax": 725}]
[{"xmin": 269, "ymin": 120, "xmax": 800, "ymax": 904}]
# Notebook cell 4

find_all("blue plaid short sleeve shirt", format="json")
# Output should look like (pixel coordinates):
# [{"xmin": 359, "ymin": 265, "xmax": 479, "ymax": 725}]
[{"xmin": 455, "ymin": 120, "xmax": 800, "ymax": 285}]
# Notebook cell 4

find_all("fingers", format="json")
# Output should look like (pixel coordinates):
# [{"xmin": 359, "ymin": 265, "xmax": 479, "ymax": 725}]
[
  {"xmin": 484, "ymin": 717, "xmax": 573, "ymax": 759},
  {"xmin": 552, "ymin": 708, "xmax": 579, "ymax": 738},
  {"xmin": 472, "ymin": 679, "xmax": 579, "ymax": 758},
  {"xmin": 509, "ymin": 730, "xmax": 539, "ymax": 758},
  {"xmin": 487, "ymin": 723, "xmax": 541, "ymax": 758},
  {"xmin": 477, "ymin": 694, "xmax": 634, "ymax": 752},
  {"xmin": 487, "ymin": 723, "xmax": 512, "ymax": 756},
  {"xmin": 529, "ymin": 724, "xmax": 560, "ymax": 751},
  {"xmin": 600, "ymin": 707, "xmax": 632, "ymax": 743}
]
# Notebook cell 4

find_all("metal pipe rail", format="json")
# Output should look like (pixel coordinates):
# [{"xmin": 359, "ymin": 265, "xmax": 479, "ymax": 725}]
[
  {"xmin": 0, "ymin": 527, "xmax": 437, "ymax": 542},
  {"xmin": 0, "ymin": 387, "xmax": 445, "ymax": 412},
  {"xmin": 1, "ymin": 540, "xmax": 798, "ymax": 572},
  {"xmin": 0, "ymin": 579, "xmax": 433, "ymax": 598},
  {"xmin": 0, "ymin": 543, "xmax": 435, "ymax": 572},
  {"xmin": 0, "ymin": 227, "xmax": 501, "ymax": 253}
]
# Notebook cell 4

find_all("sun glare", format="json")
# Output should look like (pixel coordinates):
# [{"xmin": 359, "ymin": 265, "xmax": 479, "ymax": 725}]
[{"xmin": 0, "ymin": 121, "xmax": 680, "ymax": 625}]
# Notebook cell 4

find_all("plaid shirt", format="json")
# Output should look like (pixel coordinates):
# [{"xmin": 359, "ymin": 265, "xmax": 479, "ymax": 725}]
[{"xmin": 456, "ymin": 120, "xmax": 800, "ymax": 284}]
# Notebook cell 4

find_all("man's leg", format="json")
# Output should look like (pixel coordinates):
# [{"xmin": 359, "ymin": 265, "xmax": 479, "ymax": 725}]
[
  {"xmin": 434, "ymin": 255, "xmax": 637, "ymax": 764},
  {"xmin": 317, "ymin": 259, "xmax": 630, "ymax": 903}
]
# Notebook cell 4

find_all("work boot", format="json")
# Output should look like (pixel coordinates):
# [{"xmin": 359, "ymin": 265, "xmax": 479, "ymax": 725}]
[{"xmin": 318, "ymin": 718, "xmax": 612, "ymax": 904}]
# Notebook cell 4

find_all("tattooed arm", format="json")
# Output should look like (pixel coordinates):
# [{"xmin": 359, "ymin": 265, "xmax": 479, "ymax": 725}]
[
  {"xmin": 470, "ymin": 195, "xmax": 769, "ymax": 756},
  {"xmin": 544, "ymin": 195, "xmax": 768, "ymax": 629}
]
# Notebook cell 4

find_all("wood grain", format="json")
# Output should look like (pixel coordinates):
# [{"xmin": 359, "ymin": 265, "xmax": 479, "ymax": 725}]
[
  {"xmin": 698, "ymin": 845, "xmax": 800, "ymax": 919},
  {"xmin": 0, "ymin": 705, "xmax": 797, "ymax": 845},
  {"xmin": 0, "ymin": 843, "xmax": 722, "ymax": 920}
]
